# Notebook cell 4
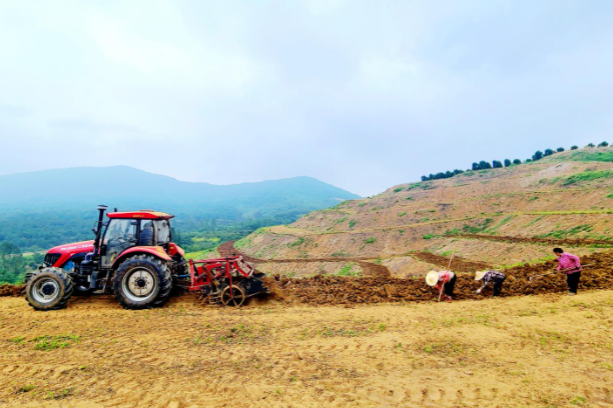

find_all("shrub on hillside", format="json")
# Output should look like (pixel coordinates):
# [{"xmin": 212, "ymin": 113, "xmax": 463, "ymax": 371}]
[
  {"xmin": 586, "ymin": 143, "xmax": 595, "ymax": 148},
  {"xmin": 544, "ymin": 149, "xmax": 555, "ymax": 156},
  {"xmin": 492, "ymin": 160, "xmax": 503, "ymax": 168},
  {"xmin": 571, "ymin": 145, "xmax": 578, "ymax": 150},
  {"xmin": 556, "ymin": 147, "xmax": 565, "ymax": 152},
  {"xmin": 504, "ymin": 159, "xmax": 512, "ymax": 167},
  {"xmin": 513, "ymin": 159, "xmax": 521, "ymax": 165},
  {"xmin": 532, "ymin": 151, "xmax": 543, "ymax": 161},
  {"xmin": 599, "ymin": 141, "xmax": 609, "ymax": 147},
  {"xmin": 421, "ymin": 169, "xmax": 464, "ymax": 181}
]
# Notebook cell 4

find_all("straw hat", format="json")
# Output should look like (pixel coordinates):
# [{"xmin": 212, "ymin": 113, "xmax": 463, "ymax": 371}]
[
  {"xmin": 474, "ymin": 271, "xmax": 487, "ymax": 281},
  {"xmin": 426, "ymin": 271, "xmax": 439, "ymax": 286}
]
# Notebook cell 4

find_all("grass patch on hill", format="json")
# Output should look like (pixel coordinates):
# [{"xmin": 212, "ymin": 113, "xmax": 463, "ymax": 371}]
[
  {"xmin": 485, "ymin": 215, "xmax": 515, "ymax": 233},
  {"xmin": 567, "ymin": 150, "xmax": 613, "ymax": 162},
  {"xmin": 288, "ymin": 238, "xmax": 305, "ymax": 247},
  {"xmin": 547, "ymin": 170, "xmax": 613, "ymax": 186},
  {"xmin": 535, "ymin": 224, "xmax": 593, "ymax": 239},
  {"xmin": 407, "ymin": 182, "xmax": 434, "ymax": 191},
  {"xmin": 185, "ymin": 247, "xmax": 219, "ymax": 260},
  {"xmin": 336, "ymin": 263, "xmax": 360, "ymax": 277},
  {"xmin": 498, "ymin": 255, "xmax": 557, "ymax": 269}
]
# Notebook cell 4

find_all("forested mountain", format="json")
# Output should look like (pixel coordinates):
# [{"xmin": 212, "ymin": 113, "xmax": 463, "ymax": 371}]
[{"xmin": 0, "ymin": 166, "xmax": 359, "ymax": 252}]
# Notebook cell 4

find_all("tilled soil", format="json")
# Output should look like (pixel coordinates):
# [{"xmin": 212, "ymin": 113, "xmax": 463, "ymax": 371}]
[
  {"xmin": 222, "ymin": 241, "xmax": 613, "ymax": 306},
  {"xmin": 265, "ymin": 252, "xmax": 612, "ymax": 305},
  {"xmin": 0, "ymin": 284, "xmax": 24, "ymax": 297},
  {"xmin": 454, "ymin": 233, "xmax": 613, "ymax": 247}
]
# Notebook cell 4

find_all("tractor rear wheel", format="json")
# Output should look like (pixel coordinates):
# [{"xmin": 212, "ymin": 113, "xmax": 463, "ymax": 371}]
[
  {"xmin": 113, "ymin": 255, "xmax": 172, "ymax": 310},
  {"xmin": 25, "ymin": 268, "xmax": 74, "ymax": 311},
  {"xmin": 24, "ymin": 271, "xmax": 36, "ymax": 284}
]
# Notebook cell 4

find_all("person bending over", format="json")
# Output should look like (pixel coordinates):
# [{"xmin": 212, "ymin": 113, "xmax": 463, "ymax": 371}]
[
  {"xmin": 475, "ymin": 270, "xmax": 506, "ymax": 297},
  {"xmin": 426, "ymin": 270, "xmax": 456, "ymax": 302}
]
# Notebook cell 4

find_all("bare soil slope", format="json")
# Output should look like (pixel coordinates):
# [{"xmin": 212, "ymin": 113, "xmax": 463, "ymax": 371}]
[
  {"xmin": 236, "ymin": 147, "xmax": 613, "ymax": 277},
  {"xmin": 1, "ymin": 292, "xmax": 611, "ymax": 408}
]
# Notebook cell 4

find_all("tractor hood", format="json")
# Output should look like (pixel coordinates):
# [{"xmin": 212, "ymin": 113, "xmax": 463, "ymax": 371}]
[{"xmin": 48, "ymin": 240, "xmax": 95, "ymax": 255}]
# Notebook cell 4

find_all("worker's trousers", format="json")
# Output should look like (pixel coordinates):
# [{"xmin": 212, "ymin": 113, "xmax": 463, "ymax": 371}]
[
  {"xmin": 444, "ymin": 275, "xmax": 456, "ymax": 297},
  {"xmin": 566, "ymin": 271, "xmax": 581, "ymax": 294},
  {"xmin": 492, "ymin": 277, "xmax": 505, "ymax": 297}
]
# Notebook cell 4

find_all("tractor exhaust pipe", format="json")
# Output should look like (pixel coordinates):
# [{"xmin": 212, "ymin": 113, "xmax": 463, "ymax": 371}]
[{"xmin": 94, "ymin": 205, "xmax": 108, "ymax": 253}]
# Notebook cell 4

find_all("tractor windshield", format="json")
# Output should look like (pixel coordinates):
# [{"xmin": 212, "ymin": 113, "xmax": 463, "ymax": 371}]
[{"xmin": 156, "ymin": 220, "xmax": 171, "ymax": 244}]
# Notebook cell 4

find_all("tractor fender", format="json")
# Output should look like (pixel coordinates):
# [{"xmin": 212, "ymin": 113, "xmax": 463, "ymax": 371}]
[
  {"xmin": 167, "ymin": 243, "xmax": 185, "ymax": 257},
  {"xmin": 111, "ymin": 246, "xmax": 172, "ymax": 269}
]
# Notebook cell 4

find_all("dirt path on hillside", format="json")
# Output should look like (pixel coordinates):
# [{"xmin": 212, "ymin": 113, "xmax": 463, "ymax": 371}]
[
  {"xmin": 453, "ymin": 233, "xmax": 613, "ymax": 247},
  {"xmin": 412, "ymin": 252, "xmax": 493, "ymax": 272},
  {"xmin": 218, "ymin": 241, "xmax": 392, "ymax": 278}
]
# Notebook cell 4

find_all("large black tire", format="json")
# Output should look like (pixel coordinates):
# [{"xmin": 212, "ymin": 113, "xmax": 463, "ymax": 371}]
[
  {"xmin": 25, "ymin": 268, "xmax": 74, "ymax": 311},
  {"xmin": 113, "ymin": 255, "xmax": 172, "ymax": 310},
  {"xmin": 24, "ymin": 271, "xmax": 36, "ymax": 285}
]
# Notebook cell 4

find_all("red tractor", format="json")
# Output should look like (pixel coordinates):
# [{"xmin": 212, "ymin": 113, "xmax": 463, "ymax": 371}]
[{"xmin": 25, "ymin": 205, "xmax": 267, "ymax": 310}]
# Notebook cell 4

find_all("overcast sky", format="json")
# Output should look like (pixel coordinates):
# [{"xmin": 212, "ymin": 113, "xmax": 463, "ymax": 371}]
[{"xmin": 1, "ymin": 0, "xmax": 612, "ymax": 196}]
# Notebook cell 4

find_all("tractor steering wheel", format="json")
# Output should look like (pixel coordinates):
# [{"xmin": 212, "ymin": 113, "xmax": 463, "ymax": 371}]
[{"xmin": 108, "ymin": 237, "xmax": 126, "ymax": 246}]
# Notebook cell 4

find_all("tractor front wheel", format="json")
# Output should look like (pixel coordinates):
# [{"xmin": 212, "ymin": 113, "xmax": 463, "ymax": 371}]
[
  {"xmin": 25, "ymin": 268, "xmax": 74, "ymax": 311},
  {"xmin": 113, "ymin": 255, "xmax": 172, "ymax": 310}
]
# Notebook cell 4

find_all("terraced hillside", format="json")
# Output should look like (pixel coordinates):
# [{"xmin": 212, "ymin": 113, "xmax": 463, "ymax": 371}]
[{"xmin": 236, "ymin": 147, "xmax": 613, "ymax": 277}]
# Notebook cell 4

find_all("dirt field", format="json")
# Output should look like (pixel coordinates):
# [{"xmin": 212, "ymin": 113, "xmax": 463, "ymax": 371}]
[{"xmin": 0, "ymin": 290, "xmax": 612, "ymax": 408}]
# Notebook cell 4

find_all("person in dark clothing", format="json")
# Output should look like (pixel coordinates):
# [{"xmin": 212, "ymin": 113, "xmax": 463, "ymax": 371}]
[
  {"xmin": 139, "ymin": 223, "xmax": 154, "ymax": 246},
  {"xmin": 475, "ymin": 270, "xmax": 506, "ymax": 297}
]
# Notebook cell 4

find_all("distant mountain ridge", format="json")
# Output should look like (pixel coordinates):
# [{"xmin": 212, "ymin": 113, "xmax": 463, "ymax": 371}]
[
  {"xmin": 0, "ymin": 166, "xmax": 360, "ymax": 250},
  {"xmin": 0, "ymin": 166, "xmax": 359, "ymax": 211}
]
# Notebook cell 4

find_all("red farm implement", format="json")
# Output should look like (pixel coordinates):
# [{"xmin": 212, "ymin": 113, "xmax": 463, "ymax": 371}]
[{"xmin": 184, "ymin": 256, "xmax": 268, "ymax": 306}]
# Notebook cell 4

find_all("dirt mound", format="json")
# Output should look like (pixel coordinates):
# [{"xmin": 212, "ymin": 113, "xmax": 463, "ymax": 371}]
[
  {"xmin": 413, "ymin": 252, "xmax": 492, "ymax": 272},
  {"xmin": 455, "ymin": 233, "xmax": 613, "ymax": 247},
  {"xmin": 0, "ymin": 284, "xmax": 24, "ymax": 297},
  {"xmin": 262, "ymin": 250, "xmax": 613, "ymax": 305}
]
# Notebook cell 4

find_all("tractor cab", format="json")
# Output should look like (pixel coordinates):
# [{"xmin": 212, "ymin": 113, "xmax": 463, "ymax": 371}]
[{"xmin": 100, "ymin": 210, "xmax": 176, "ymax": 268}]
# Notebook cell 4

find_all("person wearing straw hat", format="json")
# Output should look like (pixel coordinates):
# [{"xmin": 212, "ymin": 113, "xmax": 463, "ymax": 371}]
[
  {"xmin": 475, "ymin": 270, "xmax": 506, "ymax": 297},
  {"xmin": 425, "ymin": 270, "xmax": 456, "ymax": 302}
]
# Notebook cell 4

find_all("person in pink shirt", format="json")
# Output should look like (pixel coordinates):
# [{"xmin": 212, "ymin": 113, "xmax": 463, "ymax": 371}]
[{"xmin": 553, "ymin": 248, "xmax": 582, "ymax": 295}]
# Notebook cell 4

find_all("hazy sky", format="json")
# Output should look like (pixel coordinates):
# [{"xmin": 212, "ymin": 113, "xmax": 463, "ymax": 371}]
[{"xmin": 1, "ymin": 1, "xmax": 612, "ymax": 196}]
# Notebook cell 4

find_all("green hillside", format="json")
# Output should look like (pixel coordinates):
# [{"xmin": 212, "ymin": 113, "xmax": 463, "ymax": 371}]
[{"xmin": 0, "ymin": 166, "xmax": 359, "ymax": 253}]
